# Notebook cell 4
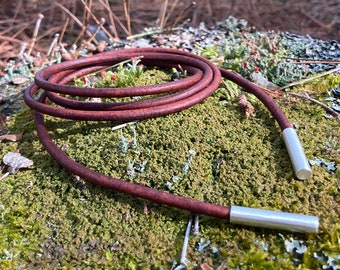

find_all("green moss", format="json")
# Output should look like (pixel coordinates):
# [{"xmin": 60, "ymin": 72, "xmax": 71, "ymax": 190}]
[{"xmin": 1, "ymin": 65, "xmax": 339, "ymax": 269}]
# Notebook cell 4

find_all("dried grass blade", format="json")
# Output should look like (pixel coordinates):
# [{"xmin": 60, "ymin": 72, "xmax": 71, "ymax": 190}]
[
  {"xmin": 122, "ymin": 0, "xmax": 131, "ymax": 36},
  {"xmin": 158, "ymin": 0, "xmax": 168, "ymax": 29}
]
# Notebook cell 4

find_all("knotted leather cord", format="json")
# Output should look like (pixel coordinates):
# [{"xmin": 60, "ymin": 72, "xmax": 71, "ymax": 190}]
[{"xmin": 24, "ymin": 47, "xmax": 292, "ymax": 220}]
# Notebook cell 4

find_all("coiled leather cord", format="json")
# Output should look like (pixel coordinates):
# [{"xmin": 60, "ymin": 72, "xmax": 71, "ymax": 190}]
[{"xmin": 24, "ymin": 48, "xmax": 311, "ymax": 228}]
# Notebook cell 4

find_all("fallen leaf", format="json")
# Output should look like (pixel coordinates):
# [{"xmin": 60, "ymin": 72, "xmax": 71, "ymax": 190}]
[
  {"xmin": 3, "ymin": 151, "xmax": 33, "ymax": 174},
  {"xmin": 238, "ymin": 94, "xmax": 255, "ymax": 119},
  {"xmin": 0, "ymin": 133, "xmax": 23, "ymax": 142},
  {"xmin": 200, "ymin": 262, "xmax": 213, "ymax": 270}
]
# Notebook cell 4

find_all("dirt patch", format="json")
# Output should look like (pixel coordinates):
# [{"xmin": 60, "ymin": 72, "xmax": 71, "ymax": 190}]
[{"xmin": 0, "ymin": 0, "xmax": 339, "ymax": 60}]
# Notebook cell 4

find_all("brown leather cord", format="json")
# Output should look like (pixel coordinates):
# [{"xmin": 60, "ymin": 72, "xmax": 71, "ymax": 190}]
[{"xmin": 24, "ymin": 47, "xmax": 292, "ymax": 221}]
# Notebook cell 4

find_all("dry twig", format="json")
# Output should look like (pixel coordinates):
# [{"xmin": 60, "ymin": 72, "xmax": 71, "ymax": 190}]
[
  {"xmin": 168, "ymin": 1, "xmax": 196, "ymax": 32},
  {"xmin": 122, "ymin": 0, "xmax": 131, "ymax": 36},
  {"xmin": 164, "ymin": 0, "xmax": 180, "ymax": 28},
  {"xmin": 58, "ymin": 17, "xmax": 70, "ymax": 46},
  {"xmin": 158, "ymin": 0, "xmax": 168, "ymax": 29},
  {"xmin": 99, "ymin": 0, "xmax": 119, "ymax": 40},
  {"xmin": 278, "ymin": 66, "xmax": 340, "ymax": 91},
  {"xmin": 81, "ymin": 0, "xmax": 114, "ymax": 41},
  {"xmin": 47, "ymin": 33, "xmax": 60, "ymax": 56},
  {"xmin": 55, "ymin": 2, "xmax": 96, "ymax": 44},
  {"xmin": 86, "ymin": 18, "xmax": 105, "ymax": 44},
  {"xmin": 288, "ymin": 92, "xmax": 340, "ymax": 119},
  {"xmin": 27, "ymin": 13, "xmax": 44, "ymax": 55},
  {"xmin": 98, "ymin": 0, "xmax": 129, "ymax": 38}
]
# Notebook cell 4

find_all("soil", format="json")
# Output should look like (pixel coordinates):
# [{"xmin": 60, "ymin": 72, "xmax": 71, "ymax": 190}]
[{"xmin": 0, "ymin": 0, "xmax": 339, "ymax": 60}]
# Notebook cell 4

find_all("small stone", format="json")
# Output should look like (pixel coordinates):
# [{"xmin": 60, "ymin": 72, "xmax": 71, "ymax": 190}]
[
  {"xmin": 332, "ymin": 87, "xmax": 340, "ymax": 98},
  {"xmin": 131, "ymin": 38, "xmax": 152, "ymax": 48},
  {"xmin": 11, "ymin": 76, "xmax": 29, "ymax": 85}
]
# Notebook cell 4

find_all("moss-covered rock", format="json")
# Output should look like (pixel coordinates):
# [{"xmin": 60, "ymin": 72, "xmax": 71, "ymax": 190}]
[{"xmin": 1, "ymin": 64, "xmax": 339, "ymax": 270}]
